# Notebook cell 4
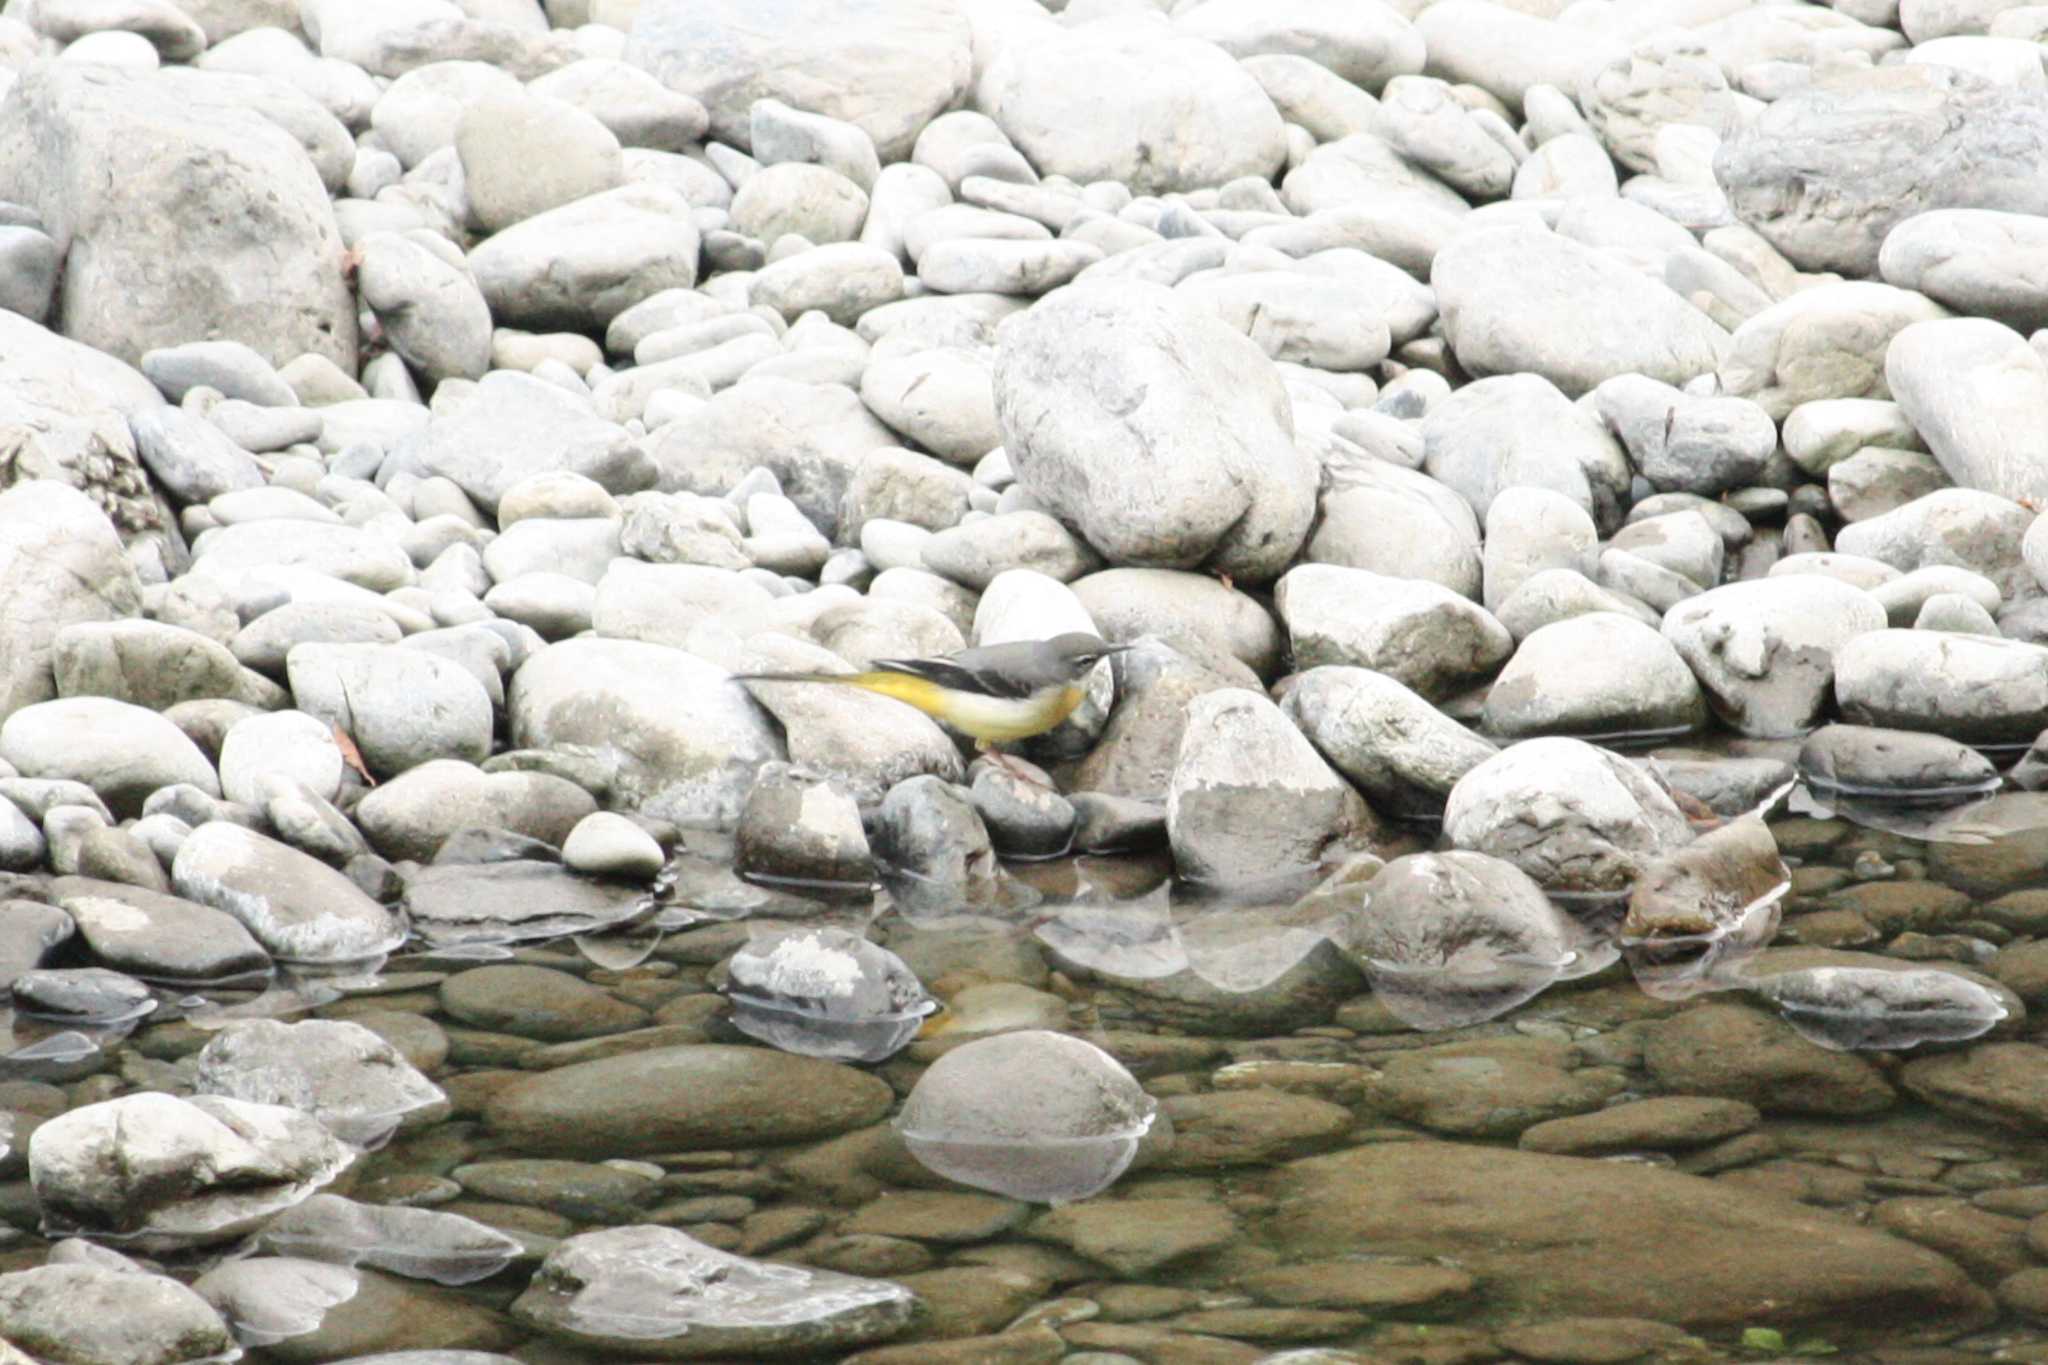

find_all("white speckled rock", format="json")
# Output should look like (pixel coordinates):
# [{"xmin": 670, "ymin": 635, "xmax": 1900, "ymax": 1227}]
[{"xmin": 1884, "ymin": 317, "xmax": 2048, "ymax": 505}]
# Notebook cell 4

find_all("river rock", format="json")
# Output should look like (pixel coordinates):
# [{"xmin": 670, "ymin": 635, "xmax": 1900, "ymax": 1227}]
[
  {"xmin": 485, "ymin": 1045, "xmax": 895, "ymax": 1156},
  {"xmin": 1485, "ymin": 613, "xmax": 1706, "ymax": 742},
  {"xmin": 0, "ymin": 481, "xmax": 144, "ymax": 724},
  {"xmin": 1277, "ymin": 564, "xmax": 1513, "ymax": 701},
  {"xmin": 1799, "ymin": 723, "xmax": 2001, "ymax": 799},
  {"xmin": 0, "ymin": 62, "xmax": 355, "ymax": 369},
  {"xmin": 980, "ymin": 17, "xmax": 1284, "ymax": 194},
  {"xmin": 1881, "ymin": 208, "xmax": 2048, "ymax": 332},
  {"xmin": 508, "ymin": 638, "xmax": 784, "ymax": 829},
  {"xmin": 354, "ymin": 760, "xmax": 596, "ymax": 864},
  {"xmin": 1835, "ymin": 629, "xmax": 2048, "ymax": 744},
  {"xmin": 0, "ymin": 697, "xmax": 219, "ymax": 816},
  {"xmin": 511, "ymin": 1225, "xmax": 915, "ymax": 1358},
  {"xmin": 993, "ymin": 280, "xmax": 1316, "ymax": 582},
  {"xmin": 287, "ymin": 643, "xmax": 493, "ymax": 778},
  {"xmin": 50, "ymin": 877, "xmax": 271, "ymax": 987},
  {"xmin": 1715, "ymin": 62, "xmax": 2048, "ymax": 276},
  {"xmin": 195, "ymin": 1018, "xmax": 446, "ymax": 1146},
  {"xmin": 1433, "ymin": 225, "xmax": 1728, "ymax": 397},
  {"xmin": 626, "ymin": 0, "xmax": 971, "ymax": 162},
  {"xmin": 1717, "ymin": 282, "xmax": 1949, "ymax": 421},
  {"xmin": 0, "ymin": 1263, "xmax": 236, "ymax": 1365},
  {"xmin": 1662, "ymin": 577, "xmax": 1889, "ymax": 736},
  {"xmin": 172, "ymin": 820, "xmax": 405, "ymax": 963},
  {"xmin": 1281, "ymin": 666, "xmax": 1498, "ymax": 820},
  {"xmin": 1443, "ymin": 737, "xmax": 1695, "ymax": 899},
  {"xmin": 30, "ymin": 1092, "xmax": 354, "ymax": 1249},
  {"xmin": 467, "ymin": 184, "xmax": 699, "ymax": 332},
  {"xmin": 1167, "ymin": 688, "xmax": 1383, "ymax": 886},
  {"xmin": 1262, "ymin": 1142, "xmax": 1990, "ymax": 1344},
  {"xmin": 1423, "ymin": 373, "xmax": 1632, "ymax": 534},
  {"xmin": 1885, "ymin": 317, "xmax": 2048, "ymax": 505}
]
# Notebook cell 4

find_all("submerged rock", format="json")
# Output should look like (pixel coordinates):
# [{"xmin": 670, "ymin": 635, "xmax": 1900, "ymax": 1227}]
[
  {"xmin": 1757, "ymin": 967, "xmax": 2009, "ymax": 1051},
  {"xmin": 257, "ymin": 1194, "xmax": 523, "ymax": 1286},
  {"xmin": 0, "ymin": 1262, "xmax": 237, "ymax": 1365},
  {"xmin": 194, "ymin": 1018, "xmax": 447, "ymax": 1148},
  {"xmin": 721, "ymin": 927, "xmax": 934, "ymax": 1064},
  {"xmin": 1620, "ymin": 816, "xmax": 1789, "ymax": 1000},
  {"xmin": 511, "ymin": 1224, "xmax": 916, "ymax": 1357},
  {"xmin": 1798, "ymin": 723, "xmax": 2002, "ymax": 802}
]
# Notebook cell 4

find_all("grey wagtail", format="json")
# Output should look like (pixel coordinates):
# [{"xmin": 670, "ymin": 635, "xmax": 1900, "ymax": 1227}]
[{"xmin": 734, "ymin": 632, "xmax": 1128, "ymax": 773}]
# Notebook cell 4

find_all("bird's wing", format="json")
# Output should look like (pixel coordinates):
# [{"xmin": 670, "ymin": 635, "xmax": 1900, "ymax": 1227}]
[{"xmin": 871, "ymin": 641, "xmax": 1046, "ymax": 699}]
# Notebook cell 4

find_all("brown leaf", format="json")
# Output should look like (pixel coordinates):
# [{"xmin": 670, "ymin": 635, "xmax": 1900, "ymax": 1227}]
[{"xmin": 332, "ymin": 726, "xmax": 376, "ymax": 787}]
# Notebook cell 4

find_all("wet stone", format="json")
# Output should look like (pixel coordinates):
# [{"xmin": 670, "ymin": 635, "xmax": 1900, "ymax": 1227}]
[
  {"xmin": 1359, "ymin": 1038, "xmax": 1628, "ymax": 1139},
  {"xmin": 171, "ymin": 821, "xmax": 404, "ymax": 965},
  {"xmin": 1619, "ymin": 816, "xmax": 1788, "ymax": 1001},
  {"xmin": 1901, "ymin": 1043, "xmax": 2048, "ymax": 1134},
  {"xmin": 192, "ymin": 1255, "xmax": 359, "ymax": 1349},
  {"xmin": 1028, "ymin": 1198, "xmax": 1237, "ymax": 1277},
  {"xmin": 29, "ymin": 1091, "xmax": 354, "ymax": 1249},
  {"xmin": 1240, "ymin": 1259, "xmax": 1478, "ymax": 1315},
  {"xmin": 485, "ymin": 1045, "xmax": 895, "ymax": 1157},
  {"xmin": 0, "ymin": 1262, "xmax": 236, "ymax": 1365},
  {"xmin": 403, "ymin": 861, "xmax": 652, "ymax": 950},
  {"xmin": 1152, "ymin": 1089, "xmax": 1354, "ymax": 1170},
  {"xmin": 10, "ymin": 967, "xmax": 154, "ymax": 1027},
  {"xmin": 1756, "ymin": 966, "xmax": 2010, "ymax": 1052},
  {"xmin": 734, "ymin": 766, "xmax": 877, "ymax": 890},
  {"xmin": 1641, "ymin": 1003, "xmax": 1896, "ymax": 1117},
  {"xmin": 451, "ymin": 1158, "xmax": 655, "ymax": 1224},
  {"xmin": 194, "ymin": 1018, "xmax": 447, "ymax": 1147},
  {"xmin": 1518, "ymin": 1097, "xmax": 1761, "ymax": 1156},
  {"xmin": 438, "ymin": 964, "xmax": 650, "ymax": 1042},
  {"xmin": 842, "ymin": 1191, "xmax": 1032, "ymax": 1243},
  {"xmin": 721, "ymin": 927, "xmax": 934, "ymax": 1064},
  {"xmin": 509, "ymin": 1224, "xmax": 916, "ymax": 1359},
  {"xmin": 50, "ymin": 877, "xmax": 271, "ymax": 987}
]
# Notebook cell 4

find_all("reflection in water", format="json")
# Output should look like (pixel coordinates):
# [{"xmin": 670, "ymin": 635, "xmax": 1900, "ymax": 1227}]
[
  {"xmin": 1788, "ymin": 784, "xmax": 2002, "ymax": 845},
  {"xmin": 1752, "ymin": 966, "xmax": 2009, "ymax": 1051}
]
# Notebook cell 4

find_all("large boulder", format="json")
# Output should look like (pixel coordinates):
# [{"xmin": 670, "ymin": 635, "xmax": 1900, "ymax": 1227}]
[
  {"xmin": 1885, "ymin": 318, "xmax": 2048, "ymax": 505},
  {"xmin": 978, "ymin": 16, "xmax": 1286, "ymax": 194},
  {"xmin": 626, "ymin": 0, "xmax": 971, "ymax": 163},
  {"xmin": 0, "ymin": 63, "xmax": 355, "ymax": 369},
  {"xmin": 1715, "ymin": 63, "xmax": 2048, "ymax": 276},
  {"xmin": 993, "ymin": 281, "xmax": 1317, "ymax": 583}
]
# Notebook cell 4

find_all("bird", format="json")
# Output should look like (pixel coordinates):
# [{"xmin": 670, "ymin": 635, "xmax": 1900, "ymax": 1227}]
[{"xmin": 733, "ymin": 632, "xmax": 1129, "ymax": 778}]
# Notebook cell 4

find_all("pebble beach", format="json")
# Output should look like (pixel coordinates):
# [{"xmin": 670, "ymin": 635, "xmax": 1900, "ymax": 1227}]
[{"xmin": 5, "ymin": 0, "xmax": 2048, "ymax": 1361}]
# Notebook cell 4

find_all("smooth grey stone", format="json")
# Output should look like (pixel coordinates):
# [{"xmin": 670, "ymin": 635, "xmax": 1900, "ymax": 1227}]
[
  {"xmin": 1166, "ymin": 688, "xmax": 1383, "ymax": 887},
  {"xmin": 590, "ymin": 560, "xmax": 769, "ymax": 649},
  {"xmin": 978, "ymin": 16, "xmax": 1283, "ymax": 194},
  {"xmin": 188, "ymin": 520, "xmax": 414, "ymax": 593},
  {"xmin": 467, "ymin": 184, "xmax": 699, "ymax": 332},
  {"xmin": 1886, "ymin": 318, "xmax": 2048, "ymax": 506},
  {"xmin": 480, "ymin": 516, "xmax": 621, "ymax": 587},
  {"xmin": 509, "ymin": 638, "xmax": 783, "ymax": 829},
  {"xmin": 0, "ymin": 778, "xmax": 112, "ymax": 824},
  {"xmin": 11, "ymin": 965, "xmax": 153, "ymax": 1024},
  {"xmin": 531, "ymin": 57, "xmax": 708, "ymax": 153},
  {"xmin": 255, "ymin": 1192, "xmax": 523, "ymax": 1287},
  {"xmin": 560, "ymin": 811, "xmax": 666, "ymax": 880},
  {"xmin": 921, "ymin": 511, "xmax": 1100, "ymax": 591},
  {"xmin": 1608, "ymin": 509, "xmax": 1726, "ymax": 591},
  {"xmin": 0, "ymin": 225, "xmax": 58, "ymax": 322},
  {"xmin": 1277, "ymin": 563, "xmax": 1512, "ymax": 701},
  {"xmin": 1306, "ymin": 473, "xmax": 1480, "ymax": 599},
  {"xmin": 749, "ymin": 241, "xmax": 906, "ymax": 327},
  {"xmin": 195, "ymin": 1018, "xmax": 444, "ymax": 1146},
  {"xmin": 1799, "ymin": 723, "xmax": 1998, "ymax": 798},
  {"xmin": 861, "ymin": 161, "xmax": 952, "ymax": 263},
  {"xmin": 870, "ymin": 773, "xmax": 1002, "ymax": 907},
  {"xmin": 507, "ymin": 1225, "xmax": 914, "ymax": 1354},
  {"xmin": 1720, "ymin": 283, "xmax": 1947, "ymax": 426},
  {"xmin": 1835, "ymin": 629, "xmax": 2048, "ymax": 744},
  {"xmin": 142, "ymin": 340, "xmax": 298, "ymax": 407},
  {"xmin": 0, "ymin": 1263, "xmax": 236, "ymax": 1361},
  {"xmin": 626, "ymin": 0, "xmax": 971, "ymax": 162},
  {"xmin": 1070, "ymin": 568, "xmax": 1281, "ymax": 680},
  {"xmin": 0, "ymin": 481, "xmax": 145, "ymax": 723},
  {"xmin": 1881, "ymin": 208, "xmax": 2048, "ymax": 332},
  {"xmin": 1423, "ymin": 372, "xmax": 1631, "ymax": 535},
  {"xmin": 918, "ymin": 237, "xmax": 1103, "ymax": 296},
  {"xmin": 287, "ymin": 643, "xmax": 492, "ymax": 778},
  {"xmin": 1282, "ymin": 665, "xmax": 1497, "ymax": 820},
  {"xmin": 457, "ymin": 90, "xmax": 624, "ymax": 234},
  {"xmin": 1495, "ymin": 568, "xmax": 1660, "ymax": 643},
  {"xmin": 0, "ymin": 64, "xmax": 355, "ymax": 371},
  {"xmin": 1869, "ymin": 565, "xmax": 2004, "ymax": 629},
  {"xmin": 1433, "ymin": 224, "xmax": 1727, "ymax": 398},
  {"xmin": 75, "ymin": 825, "xmax": 171, "ymax": 893},
  {"xmin": 30, "ymin": 1092, "xmax": 355, "ymax": 1249},
  {"xmin": 1715, "ymin": 63, "xmax": 2048, "ymax": 276},
  {"xmin": 0, "ymin": 797, "xmax": 46, "ymax": 873},
  {"xmin": 173, "ymin": 820, "xmax": 403, "ymax": 962},
  {"xmin": 0, "ymin": 896, "xmax": 72, "ymax": 986},
  {"xmin": 1481, "ymin": 486, "xmax": 1598, "ymax": 613},
  {"xmin": 1443, "ymin": 736, "xmax": 1692, "ymax": 899},
  {"xmin": 0, "ymin": 697, "xmax": 218, "ymax": 816},
  {"xmin": 645, "ymin": 377, "xmax": 897, "ymax": 541},
  {"xmin": 733, "ymin": 765, "xmax": 874, "ymax": 887},
  {"xmin": 354, "ymin": 760, "xmax": 596, "ymax": 864},
  {"xmin": 219, "ymin": 710, "xmax": 345, "ymax": 808},
  {"xmin": 412, "ymin": 370, "xmax": 651, "ymax": 515},
  {"xmin": 993, "ymin": 280, "xmax": 1316, "ymax": 582},
  {"xmin": 405, "ymin": 861, "xmax": 647, "ymax": 950},
  {"xmin": 1835, "ymin": 487, "xmax": 2034, "ymax": 602},
  {"xmin": 1241, "ymin": 52, "xmax": 1383, "ymax": 144},
  {"xmin": 1593, "ymin": 374, "xmax": 1775, "ymax": 496},
  {"xmin": 232, "ymin": 602, "xmax": 404, "ymax": 675},
  {"xmin": 859, "ymin": 346, "xmax": 999, "ymax": 466},
  {"xmin": 729, "ymin": 162, "xmax": 867, "ymax": 245},
  {"xmin": 1484, "ymin": 611, "xmax": 1706, "ymax": 741},
  {"xmin": 51, "ymin": 875, "xmax": 271, "ymax": 986},
  {"xmin": 51, "ymin": 618, "xmax": 258, "ymax": 711},
  {"xmin": 1662, "ymin": 576, "xmax": 1889, "ymax": 737},
  {"xmin": 1828, "ymin": 447, "xmax": 1951, "ymax": 524},
  {"xmin": 356, "ymin": 231, "xmax": 492, "ymax": 384},
  {"xmin": 191, "ymin": 1256, "xmax": 359, "ymax": 1350},
  {"xmin": 969, "ymin": 761, "xmax": 1075, "ymax": 859},
  {"xmin": 1916, "ymin": 591, "xmax": 2002, "ymax": 635},
  {"xmin": 204, "ymin": 397, "xmax": 322, "ymax": 453},
  {"xmin": 1375, "ymin": 74, "xmax": 1516, "ymax": 199}
]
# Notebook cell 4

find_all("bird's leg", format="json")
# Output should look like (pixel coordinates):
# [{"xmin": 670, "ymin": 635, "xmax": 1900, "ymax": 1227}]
[{"xmin": 976, "ymin": 740, "xmax": 1055, "ymax": 790}]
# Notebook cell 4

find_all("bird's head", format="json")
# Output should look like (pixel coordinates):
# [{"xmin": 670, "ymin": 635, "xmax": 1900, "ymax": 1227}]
[{"xmin": 1045, "ymin": 633, "xmax": 1129, "ymax": 682}]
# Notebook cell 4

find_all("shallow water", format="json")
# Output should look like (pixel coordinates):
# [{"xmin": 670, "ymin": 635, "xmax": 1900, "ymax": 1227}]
[{"xmin": 14, "ymin": 758, "xmax": 2048, "ymax": 1364}]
